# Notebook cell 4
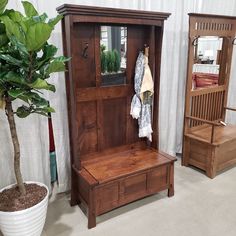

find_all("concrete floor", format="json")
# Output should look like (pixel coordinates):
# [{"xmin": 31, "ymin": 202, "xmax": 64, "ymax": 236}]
[{"xmin": 2, "ymin": 158, "xmax": 236, "ymax": 236}]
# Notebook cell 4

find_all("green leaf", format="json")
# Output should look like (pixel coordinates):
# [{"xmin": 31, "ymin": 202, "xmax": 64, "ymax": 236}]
[
  {"xmin": 48, "ymin": 15, "xmax": 63, "ymax": 28},
  {"xmin": 0, "ymin": 33, "xmax": 9, "ymax": 47},
  {"xmin": 0, "ymin": 0, "xmax": 8, "ymax": 14},
  {"xmin": 26, "ymin": 22, "xmax": 52, "ymax": 51},
  {"xmin": 30, "ymin": 78, "xmax": 55, "ymax": 92},
  {"xmin": 25, "ymin": 91, "xmax": 48, "ymax": 106},
  {"xmin": 5, "ymin": 10, "xmax": 24, "ymax": 23},
  {"xmin": 46, "ymin": 60, "xmax": 65, "ymax": 74},
  {"xmin": 9, "ymin": 35, "xmax": 29, "ymax": 56},
  {"xmin": 33, "ymin": 106, "xmax": 55, "ymax": 116},
  {"xmin": 24, "ymin": 13, "xmax": 48, "ymax": 29},
  {"xmin": 16, "ymin": 105, "xmax": 31, "ymax": 118},
  {"xmin": 32, "ymin": 13, "xmax": 48, "ymax": 23},
  {"xmin": 37, "ymin": 44, "xmax": 57, "ymax": 68},
  {"xmin": 0, "ymin": 23, "xmax": 6, "ymax": 33},
  {"xmin": 0, "ymin": 53, "xmax": 23, "ymax": 67},
  {"xmin": 0, "ymin": 15, "xmax": 25, "ymax": 43},
  {"xmin": 5, "ymin": 10, "xmax": 27, "ymax": 33},
  {"xmin": 21, "ymin": 1, "xmax": 38, "ymax": 17},
  {"xmin": 54, "ymin": 56, "xmax": 70, "ymax": 62},
  {"xmin": 35, "ymin": 106, "xmax": 55, "ymax": 113},
  {"xmin": 4, "ymin": 71, "xmax": 27, "ymax": 85},
  {"xmin": 8, "ymin": 88, "xmax": 25, "ymax": 98}
]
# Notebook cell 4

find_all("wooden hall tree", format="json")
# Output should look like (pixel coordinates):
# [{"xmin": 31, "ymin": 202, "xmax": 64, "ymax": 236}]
[
  {"xmin": 183, "ymin": 13, "xmax": 236, "ymax": 178},
  {"xmin": 57, "ymin": 4, "xmax": 176, "ymax": 228}
]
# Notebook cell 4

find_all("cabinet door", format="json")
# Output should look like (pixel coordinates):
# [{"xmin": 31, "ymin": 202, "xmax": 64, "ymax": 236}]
[
  {"xmin": 147, "ymin": 165, "xmax": 169, "ymax": 193},
  {"xmin": 120, "ymin": 173, "xmax": 147, "ymax": 203},
  {"xmin": 95, "ymin": 182, "xmax": 119, "ymax": 215}
]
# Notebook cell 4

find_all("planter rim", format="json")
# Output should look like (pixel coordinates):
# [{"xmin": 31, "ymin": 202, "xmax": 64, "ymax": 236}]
[{"xmin": 0, "ymin": 181, "xmax": 49, "ymax": 215}]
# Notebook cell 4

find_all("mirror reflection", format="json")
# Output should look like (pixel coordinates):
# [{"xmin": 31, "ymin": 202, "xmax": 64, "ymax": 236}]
[
  {"xmin": 100, "ymin": 26, "xmax": 127, "ymax": 86},
  {"xmin": 192, "ymin": 36, "xmax": 223, "ymax": 90}
]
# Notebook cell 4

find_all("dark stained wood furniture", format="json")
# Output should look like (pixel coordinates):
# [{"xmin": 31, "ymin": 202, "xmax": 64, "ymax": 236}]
[
  {"xmin": 57, "ymin": 4, "xmax": 176, "ymax": 228},
  {"xmin": 183, "ymin": 13, "xmax": 236, "ymax": 178}
]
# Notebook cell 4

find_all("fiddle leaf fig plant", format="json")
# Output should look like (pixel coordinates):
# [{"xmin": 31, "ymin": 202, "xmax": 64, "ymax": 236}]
[{"xmin": 0, "ymin": 0, "xmax": 68, "ymax": 195}]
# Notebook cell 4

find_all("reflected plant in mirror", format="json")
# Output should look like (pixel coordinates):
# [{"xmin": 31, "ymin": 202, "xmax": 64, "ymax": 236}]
[
  {"xmin": 192, "ymin": 36, "xmax": 223, "ymax": 90},
  {"xmin": 100, "ymin": 26, "xmax": 127, "ymax": 86}
]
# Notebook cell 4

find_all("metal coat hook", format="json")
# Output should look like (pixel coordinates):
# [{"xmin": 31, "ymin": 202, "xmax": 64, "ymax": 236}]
[
  {"xmin": 232, "ymin": 38, "xmax": 236, "ymax": 45},
  {"xmin": 192, "ymin": 36, "xmax": 199, "ymax": 46},
  {"xmin": 82, "ymin": 43, "xmax": 89, "ymax": 58}
]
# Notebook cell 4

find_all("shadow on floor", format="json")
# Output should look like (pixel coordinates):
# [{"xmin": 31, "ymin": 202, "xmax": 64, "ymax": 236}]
[{"xmin": 96, "ymin": 191, "xmax": 168, "ymax": 224}]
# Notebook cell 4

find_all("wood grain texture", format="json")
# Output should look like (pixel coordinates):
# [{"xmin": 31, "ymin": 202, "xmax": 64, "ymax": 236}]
[
  {"xmin": 83, "ymin": 147, "xmax": 171, "ymax": 184},
  {"xmin": 57, "ymin": 4, "xmax": 170, "ymax": 21}
]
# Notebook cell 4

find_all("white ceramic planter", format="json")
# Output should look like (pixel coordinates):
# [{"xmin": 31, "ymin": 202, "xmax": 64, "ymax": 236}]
[{"xmin": 0, "ymin": 181, "xmax": 49, "ymax": 236}]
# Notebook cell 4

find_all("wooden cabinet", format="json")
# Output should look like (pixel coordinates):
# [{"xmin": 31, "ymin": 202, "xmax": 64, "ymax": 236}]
[
  {"xmin": 57, "ymin": 4, "xmax": 176, "ymax": 228},
  {"xmin": 182, "ymin": 13, "xmax": 236, "ymax": 178}
]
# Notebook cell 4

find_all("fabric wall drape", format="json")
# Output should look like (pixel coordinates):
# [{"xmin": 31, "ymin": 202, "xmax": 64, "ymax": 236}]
[{"xmin": 1, "ymin": 0, "xmax": 236, "ymax": 192}]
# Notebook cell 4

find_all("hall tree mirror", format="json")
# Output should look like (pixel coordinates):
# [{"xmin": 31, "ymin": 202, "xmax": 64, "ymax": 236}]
[
  {"xmin": 100, "ymin": 25, "xmax": 127, "ymax": 86},
  {"xmin": 192, "ymin": 36, "xmax": 223, "ymax": 90}
]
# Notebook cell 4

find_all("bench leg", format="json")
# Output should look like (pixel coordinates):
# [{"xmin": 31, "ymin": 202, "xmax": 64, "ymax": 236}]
[
  {"xmin": 182, "ymin": 137, "xmax": 190, "ymax": 167},
  {"xmin": 206, "ymin": 147, "xmax": 217, "ymax": 179},
  {"xmin": 71, "ymin": 170, "xmax": 80, "ymax": 206},
  {"xmin": 168, "ymin": 163, "xmax": 174, "ymax": 197},
  {"xmin": 88, "ymin": 187, "xmax": 96, "ymax": 229}
]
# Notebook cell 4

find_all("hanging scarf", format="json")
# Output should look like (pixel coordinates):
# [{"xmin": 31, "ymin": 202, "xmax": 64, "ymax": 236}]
[{"xmin": 130, "ymin": 52, "xmax": 154, "ymax": 141}]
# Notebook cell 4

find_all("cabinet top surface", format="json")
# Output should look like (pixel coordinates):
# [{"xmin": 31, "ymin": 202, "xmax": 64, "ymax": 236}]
[
  {"xmin": 188, "ymin": 13, "xmax": 236, "ymax": 20},
  {"xmin": 57, "ymin": 4, "xmax": 170, "ymax": 21},
  {"xmin": 82, "ymin": 146, "xmax": 175, "ymax": 184}
]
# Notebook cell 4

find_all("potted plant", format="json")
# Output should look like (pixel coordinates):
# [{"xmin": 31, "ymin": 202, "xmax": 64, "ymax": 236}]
[
  {"xmin": 0, "ymin": 1, "xmax": 67, "ymax": 235},
  {"xmin": 101, "ymin": 49, "xmax": 126, "ymax": 86}
]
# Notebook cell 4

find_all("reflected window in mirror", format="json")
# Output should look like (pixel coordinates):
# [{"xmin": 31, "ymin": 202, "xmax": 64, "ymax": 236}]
[
  {"xmin": 100, "ymin": 26, "xmax": 127, "ymax": 86},
  {"xmin": 192, "ymin": 36, "xmax": 223, "ymax": 90}
]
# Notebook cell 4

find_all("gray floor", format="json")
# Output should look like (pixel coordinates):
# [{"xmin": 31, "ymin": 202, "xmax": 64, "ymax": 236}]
[
  {"xmin": 2, "ymin": 158, "xmax": 236, "ymax": 236},
  {"xmin": 43, "ymin": 158, "xmax": 236, "ymax": 236}
]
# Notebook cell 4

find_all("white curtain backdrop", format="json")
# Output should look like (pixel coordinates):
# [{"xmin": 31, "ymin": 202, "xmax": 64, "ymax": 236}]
[{"xmin": 0, "ymin": 0, "xmax": 236, "ymax": 192}]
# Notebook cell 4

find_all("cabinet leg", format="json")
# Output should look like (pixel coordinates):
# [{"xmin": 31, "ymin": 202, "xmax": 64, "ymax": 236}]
[
  {"xmin": 71, "ymin": 170, "xmax": 80, "ymax": 206},
  {"xmin": 88, "ymin": 187, "xmax": 96, "ymax": 229},
  {"xmin": 206, "ymin": 147, "xmax": 216, "ymax": 179},
  {"xmin": 168, "ymin": 163, "xmax": 174, "ymax": 197},
  {"xmin": 88, "ymin": 208, "xmax": 96, "ymax": 229},
  {"xmin": 182, "ymin": 137, "xmax": 190, "ymax": 167},
  {"xmin": 168, "ymin": 184, "xmax": 174, "ymax": 197},
  {"xmin": 206, "ymin": 167, "xmax": 216, "ymax": 179}
]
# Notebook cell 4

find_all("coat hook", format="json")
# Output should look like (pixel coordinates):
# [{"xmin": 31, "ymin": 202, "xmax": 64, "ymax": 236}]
[
  {"xmin": 82, "ymin": 43, "xmax": 89, "ymax": 58},
  {"xmin": 192, "ymin": 36, "xmax": 199, "ymax": 46},
  {"xmin": 232, "ymin": 38, "xmax": 236, "ymax": 45}
]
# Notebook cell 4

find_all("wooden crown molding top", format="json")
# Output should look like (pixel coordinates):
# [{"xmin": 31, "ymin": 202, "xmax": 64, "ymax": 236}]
[
  {"xmin": 188, "ymin": 13, "xmax": 236, "ymax": 20},
  {"xmin": 57, "ymin": 4, "xmax": 171, "ymax": 21}
]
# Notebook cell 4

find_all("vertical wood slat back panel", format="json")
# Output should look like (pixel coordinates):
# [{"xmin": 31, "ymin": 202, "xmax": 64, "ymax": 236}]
[{"xmin": 190, "ymin": 88, "xmax": 225, "ymax": 127}]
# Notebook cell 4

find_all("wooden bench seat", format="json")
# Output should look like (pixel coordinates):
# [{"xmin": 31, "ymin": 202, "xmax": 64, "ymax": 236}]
[
  {"xmin": 81, "ymin": 145, "xmax": 175, "ymax": 184},
  {"xmin": 73, "ymin": 144, "xmax": 176, "ymax": 228},
  {"xmin": 184, "ymin": 124, "xmax": 236, "ymax": 178}
]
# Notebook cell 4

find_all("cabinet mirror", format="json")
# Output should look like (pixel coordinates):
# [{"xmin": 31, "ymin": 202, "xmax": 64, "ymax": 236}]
[
  {"xmin": 100, "ymin": 26, "xmax": 127, "ymax": 86},
  {"xmin": 192, "ymin": 36, "xmax": 223, "ymax": 90}
]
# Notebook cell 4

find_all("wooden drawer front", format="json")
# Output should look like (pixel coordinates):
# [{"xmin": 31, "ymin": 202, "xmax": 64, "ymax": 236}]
[
  {"xmin": 120, "ymin": 173, "xmax": 147, "ymax": 203},
  {"xmin": 147, "ymin": 165, "xmax": 169, "ymax": 193},
  {"xmin": 95, "ymin": 182, "xmax": 119, "ymax": 215}
]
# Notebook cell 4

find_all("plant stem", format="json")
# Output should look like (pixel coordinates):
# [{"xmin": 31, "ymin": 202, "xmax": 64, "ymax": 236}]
[{"xmin": 5, "ymin": 98, "xmax": 26, "ymax": 195}]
